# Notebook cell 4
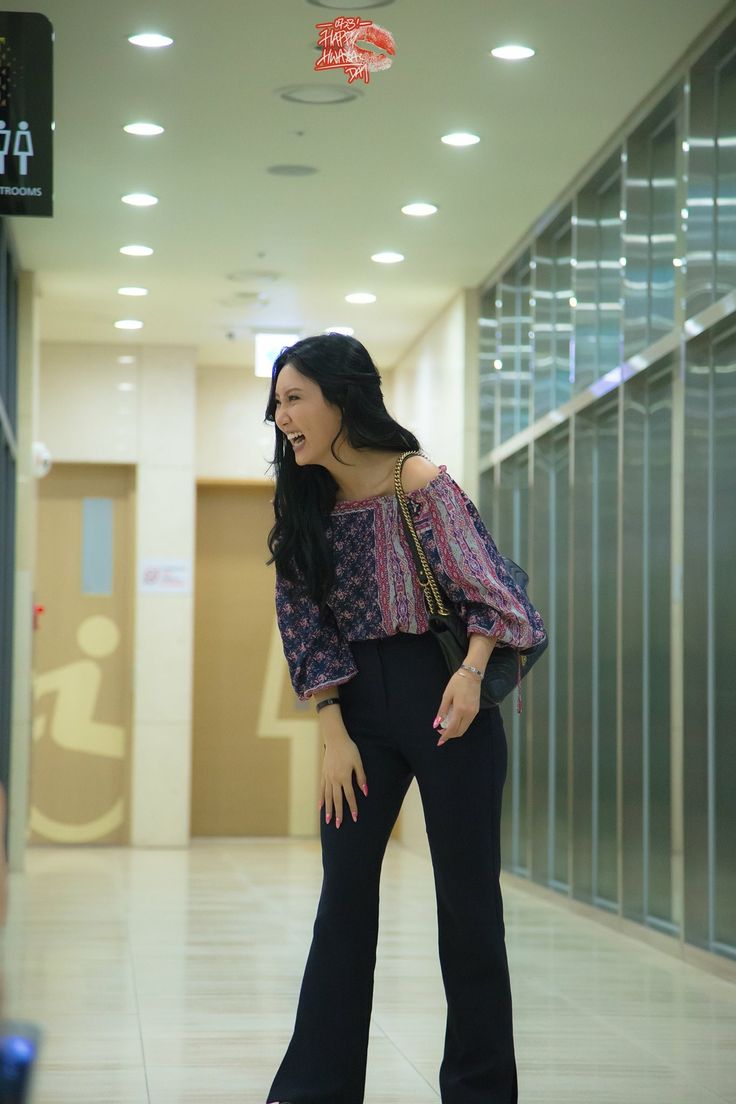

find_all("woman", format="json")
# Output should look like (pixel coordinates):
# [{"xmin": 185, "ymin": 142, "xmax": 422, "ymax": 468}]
[{"xmin": 264, "ymin": 333, "xmax": 546, "ymax": 1104}]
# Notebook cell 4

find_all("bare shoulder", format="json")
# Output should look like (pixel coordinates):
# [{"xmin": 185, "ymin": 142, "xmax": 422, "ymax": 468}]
[{"xmin": 400, "ymin": 454, "xmax": 442, "ymax": 494}]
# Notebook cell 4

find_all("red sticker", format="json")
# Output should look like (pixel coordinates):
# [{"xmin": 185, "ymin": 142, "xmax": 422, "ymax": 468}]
[{"xmin": 315, "ymin": 16, "xmax": 396, "ymax": 85}]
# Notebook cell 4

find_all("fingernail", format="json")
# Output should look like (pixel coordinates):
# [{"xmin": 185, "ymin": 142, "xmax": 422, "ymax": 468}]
[
  {"xmin": 352, "ymin": 811, "xmax": 358, "ymax": 822},
  {"xmin": 325, "ymin": 813, "xmax": 331, "ymax": 824},
  {"xmin": 437, "ymin": 737, "xmax": 446, "ymax": 746},
  {"xmin": 336, "ymin": 817, "xmax": 341, "ymax": 829},
  {"xmin": 362, "ymin": 783, "xmax": 368, "ymax": 797},
  {"xmin": 433, "ymin": 716, "xmax": 441, "ymax": 729}
]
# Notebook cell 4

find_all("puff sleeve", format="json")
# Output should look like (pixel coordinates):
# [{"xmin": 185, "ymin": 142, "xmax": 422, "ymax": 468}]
[
  {"xmin": 275, "ymin": 565, "xmax": 359, "ymax": 702},
  {"xmin": 414, "ymin": 471, "xmax": 547, "ymax": 650}
]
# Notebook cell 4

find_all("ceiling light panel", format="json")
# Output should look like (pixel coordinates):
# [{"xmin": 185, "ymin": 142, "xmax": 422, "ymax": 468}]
[
  {"xmin": 441, "ymin": 132, "xmax": 480, "ymax": 146},
  {"xmin": 128, "ymin": 33, "xmax": 173, "ymax": 48},
  {"xmin": 122, "ymin": 193, "xmax": 158, "ymax": 207},
  {"xmin": 120, "ymin": 244, "xmax": 153, "ymax": 256},
  {"xmin": 371, "ymin": 252, "xmax": 404, "ymax": 264},
  {"xmin": 401, "ymin": 203, "xmax": 437, "ymax": 217},
  {"xmin": 115, "ymin": 319, "xmax": 144, "ymax": 330},
  {"xmin": 255, "ymin": 332, "xmax": 300, "ymax": 377},
  {"xmin": 345, "ymin": 292, "xmax": 376, "ymax": 304},
  {"xmin": 124, "ymin": 122, "xmax": 164, "ymax": 136},
  {"xmin": 491, "ymin": 45, "xmax": 535, "ymax": 60},
  {"xmin": 118, "ymin": 287, "xmax": 148, "ymax": 296}
]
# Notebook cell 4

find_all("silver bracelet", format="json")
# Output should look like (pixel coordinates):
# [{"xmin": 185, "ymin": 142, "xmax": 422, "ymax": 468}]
[
  {"xmin": 459, "ymin": 662, "xmax": 483, "ymax": 678},
  {"xmin": 315, "ymin": 696, "xmax": 341, "ymax": 713}
]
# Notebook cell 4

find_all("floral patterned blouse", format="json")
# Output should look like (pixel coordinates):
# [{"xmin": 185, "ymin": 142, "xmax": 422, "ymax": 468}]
[{"xmin": 274, "ymin": 464, "xmax": 547, "ymax": 702}]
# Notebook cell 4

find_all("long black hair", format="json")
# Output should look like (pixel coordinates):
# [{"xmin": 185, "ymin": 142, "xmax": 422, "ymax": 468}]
[{"xmin": 264, "ymin": 333, "xmax": 422, "ymax": 615}]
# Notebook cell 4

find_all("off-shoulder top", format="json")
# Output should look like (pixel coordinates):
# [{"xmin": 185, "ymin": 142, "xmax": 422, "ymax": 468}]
[{"xmin": 274, "ymin": 464, "xmax": 547, "ymax": 702}]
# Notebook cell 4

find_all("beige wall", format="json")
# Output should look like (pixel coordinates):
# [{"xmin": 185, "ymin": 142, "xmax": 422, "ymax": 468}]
[
  {"xmin": 196, "ymin": 363, "xmax": 274, "ymax": 481},
  {"xmin": 39, "ymin": 342, "xmax": 197, "ymax": 847},
  {"xmin": 11, "ymin": 298, "xmax": 476, "ymax": 854}
]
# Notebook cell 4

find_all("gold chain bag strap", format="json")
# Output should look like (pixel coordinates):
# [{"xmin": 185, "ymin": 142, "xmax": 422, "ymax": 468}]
[{"xmin": 393, "ymin": 451, "xmax": 548, "ymax": 712}]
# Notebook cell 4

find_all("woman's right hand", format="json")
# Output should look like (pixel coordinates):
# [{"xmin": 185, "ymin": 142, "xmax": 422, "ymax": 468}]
[{"xmin": 318, "ymin": 712, "xmax": 367, "ymax": 829}]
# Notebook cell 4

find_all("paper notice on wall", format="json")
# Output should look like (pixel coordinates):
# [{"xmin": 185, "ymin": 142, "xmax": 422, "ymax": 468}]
[{"xmin": 139, "ymin": 559, "xmax": 192, "ymax": 594}]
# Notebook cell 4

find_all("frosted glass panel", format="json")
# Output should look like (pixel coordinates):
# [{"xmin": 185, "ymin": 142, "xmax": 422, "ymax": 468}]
[
  {"xmin": 498, "ymin": 451, "xmax": 530, "ymax": 874},
  {"xmin": 713, "ymin": 328, "xmax": 736, "ymax": 950},
  {"xmin": 82, "ymin": 498, "xmax": 113, "ymax": 596}
]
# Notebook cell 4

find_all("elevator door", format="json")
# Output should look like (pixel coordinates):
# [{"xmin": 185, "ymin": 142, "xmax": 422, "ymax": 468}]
[{"xmin": 192, "ymin": 483, "xmax": 299, "ymax": 837}]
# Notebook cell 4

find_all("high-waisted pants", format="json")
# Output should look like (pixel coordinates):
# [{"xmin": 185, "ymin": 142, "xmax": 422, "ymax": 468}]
[{"xmin": 267, "ymin": 630, "xmax": 518, "ymax": 1104}]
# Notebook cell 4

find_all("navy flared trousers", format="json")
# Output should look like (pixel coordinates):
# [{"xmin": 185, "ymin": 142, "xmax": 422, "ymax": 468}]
[{"xmin": 267, "ymin": 630, "xmax": 518, "ymax": 1104}]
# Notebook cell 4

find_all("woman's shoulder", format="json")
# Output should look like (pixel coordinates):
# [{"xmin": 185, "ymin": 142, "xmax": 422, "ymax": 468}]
[{"xmin": 400, "ymin": 453, "xmax": 443, "ymax": 494}]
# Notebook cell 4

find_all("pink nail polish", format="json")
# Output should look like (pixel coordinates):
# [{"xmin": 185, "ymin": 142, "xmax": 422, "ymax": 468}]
[
  {"xmin": 325, "ymin": 813, "xmax": 331, "ymax": 824},
  {"xmin": 433, "ymin": 716, "xmax": 441, "ymax": 729},
  {"xmin": 362, "ymin": 783, "xmax": 368, "ymax": 797},
  {"xmin": 352, "ymin": 811, "xmax": 358, "ymax": 822},
  {"xmin": 336, "ymin": 817, "xmax": 341, "ymax": 829}
]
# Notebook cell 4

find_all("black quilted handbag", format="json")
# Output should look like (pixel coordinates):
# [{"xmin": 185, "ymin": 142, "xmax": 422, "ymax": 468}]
[{"xmin": 394, "ymin": 452, "xmax": 548, "ymax": 712}]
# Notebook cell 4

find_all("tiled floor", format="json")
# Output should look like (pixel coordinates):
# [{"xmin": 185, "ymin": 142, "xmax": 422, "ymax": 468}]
[{"xmin": 1, "ymin": 839, "xmax": 735, "ymax": 1103}]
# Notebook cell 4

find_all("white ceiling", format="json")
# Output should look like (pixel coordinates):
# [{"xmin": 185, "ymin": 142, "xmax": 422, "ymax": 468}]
[{"xmin": 8, "ymin": 0, "xmax": 731, "ymax": 369}]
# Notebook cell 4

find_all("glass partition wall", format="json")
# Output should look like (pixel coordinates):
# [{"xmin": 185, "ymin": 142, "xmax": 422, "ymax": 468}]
[{"xmin": 478, "ymin": 15, "xmax": 736, "ymax": 962}]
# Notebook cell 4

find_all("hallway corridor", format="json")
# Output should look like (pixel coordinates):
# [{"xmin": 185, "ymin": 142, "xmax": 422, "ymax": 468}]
[{"xmin": 1, "ymin": 838, "xmax": 734, "ymax": 1103}]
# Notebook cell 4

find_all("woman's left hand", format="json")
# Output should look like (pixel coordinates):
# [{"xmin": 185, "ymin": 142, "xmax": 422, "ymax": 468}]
[{"xmin": 434, "ymin": 670, "xmax": 481, "ymax": 744}]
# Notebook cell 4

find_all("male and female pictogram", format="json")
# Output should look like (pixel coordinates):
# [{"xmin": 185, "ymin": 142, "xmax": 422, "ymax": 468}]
[{"xmin": 0, "ymin": 119, "xmax": 33, "ymax": 175}]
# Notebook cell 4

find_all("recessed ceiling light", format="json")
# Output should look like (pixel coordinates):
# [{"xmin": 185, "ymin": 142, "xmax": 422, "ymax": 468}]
[
  {"xmin": 128, "ymin": 33, "xmax": 173, "ymax": 49},
  {"xmin": 371, "ymin": 251, "xmax": 404, "ymax": 264},
  {"xmin": 118, "ymin": 382, "xmax": 136, "ymax": 392},
  {"xmin": 115, "ymin": 319, "xmax": 144, "ymax": 330},
  {"xmin": 491, "ymin": 45, "xmax": 535, "ymax": 60},
  {"xmin": 345, "ymin": 292, "xmax": 376, "ymax": 304},
  {"xmin": 120, "ymin": 244, "xmax": 153, "ymax": 256},
  {"xmin": 277, "ymin": 83, "xmax": 361, "ymax": 105},
  {"xmin": 118, "ymin": 287, "xmax": 148, "ymax": 297},
  {"xmin": 441, "ymin": 132, "xmax": 480, "ymax": 147},
  {"xmin": 123, "ymin": 122, "xmax": 165, "ymax": 136},
  {"xmin": 266, "ymin": 164, "xmax": 319, "ymax": 176},
  {"xmin": 325, "ymin": 326, "xmax": 354, "ymax": 336},
  {"xmin": 117, "ymin": 355, "xmax": 137, "ymax": 364},
  {"xmin": 122, "ymin": 193, "xmax": 158, "ymax": 207},
  {"xmin": 401, "ymin": 202, "xmax": 437, "ymax": 217}
]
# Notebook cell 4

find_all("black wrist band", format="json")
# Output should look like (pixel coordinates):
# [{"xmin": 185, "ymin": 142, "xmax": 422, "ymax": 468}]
[{"xmin": 315, "ymin": 696, "xmax": 340, "ymax": 713}]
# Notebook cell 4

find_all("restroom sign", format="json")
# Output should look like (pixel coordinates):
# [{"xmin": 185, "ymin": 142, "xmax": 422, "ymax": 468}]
[{"xmin": 0, "ymin": 11, "xmax": 53, "ymax": 217}]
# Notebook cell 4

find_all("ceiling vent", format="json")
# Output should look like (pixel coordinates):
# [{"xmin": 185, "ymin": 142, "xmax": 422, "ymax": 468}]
[
  {"xmin": 277, "ymin": 83, "xmax": 362, "ymax": 105},
  {"xmin": 307, "ymin": 0, "xmax": 395, "ymax": 8},
  {"xmin": 266, "ymin": 164, "xmax": 319, "ymax": 177}
]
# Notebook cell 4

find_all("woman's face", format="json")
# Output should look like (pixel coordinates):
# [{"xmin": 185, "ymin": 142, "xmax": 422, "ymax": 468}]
[{"xmin": 274, "ymin": 361, "xmax": 344, "ymax": 466}]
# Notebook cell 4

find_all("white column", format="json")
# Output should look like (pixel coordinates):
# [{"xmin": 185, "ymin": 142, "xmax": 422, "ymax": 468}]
[{"xmin": 130, "ymin": 346, "xmax": 196, "ymax": 847}]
